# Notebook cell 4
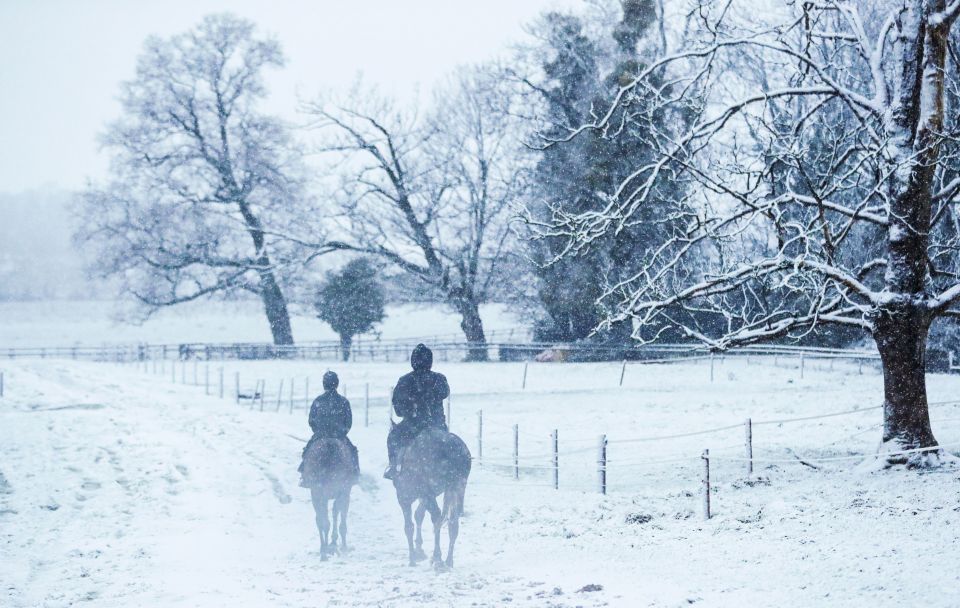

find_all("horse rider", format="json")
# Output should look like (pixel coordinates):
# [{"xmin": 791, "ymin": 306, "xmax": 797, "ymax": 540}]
[
  {"xmin": 299, "ymin": 371, "xmax": 360, "ymax": 485},
  {"xmin": 383, "ymin": 343, "xmax": 449, "ymax": 480}
]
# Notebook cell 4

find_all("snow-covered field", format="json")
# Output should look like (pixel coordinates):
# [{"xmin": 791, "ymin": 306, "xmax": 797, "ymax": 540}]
[
  {"xmin": 3, "ymin": 356, "xmax": 960, "ymax": 607},
  {"xmin": 0, "ymin": 300, "xmax": 526, "ymax": 347}
]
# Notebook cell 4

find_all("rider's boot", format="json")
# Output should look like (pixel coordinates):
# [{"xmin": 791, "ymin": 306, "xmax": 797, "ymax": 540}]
[
  {"xmin": 383, "ymin": 453, "xmax": 399, "ymax": 479},
  {"xmin": 384, "ymin": 438, "xmax": 399, "ymax": 479},
  {"xmin": 383, "ymin": 463, "xmax": 397, "ymax": 480}
]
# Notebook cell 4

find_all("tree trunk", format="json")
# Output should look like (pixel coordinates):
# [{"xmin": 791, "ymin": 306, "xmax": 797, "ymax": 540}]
[
  {"xmin": 872, "ymin": 303, "xmax": 939, "ymax": 465},
  {"xmin": 258, "ymin": 269, "xmax": 294, "ymax": 346},
  {"xmin": 340, "ymin": 334, "xmax": 352, "ymax": 362},
  {"xmin": 235, "ymin": 199, "xmax": 294, "ymax": 347},
  {"xmin": 455, "ymin": 298, "xmax": 488, "ymax": 362},
  {"xmin": 870, "ymin": 2, "xmax": 947, "ymax": 466}
]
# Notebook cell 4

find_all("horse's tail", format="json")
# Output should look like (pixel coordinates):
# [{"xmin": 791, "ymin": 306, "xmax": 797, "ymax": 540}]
[
  {"xmin": 316, "ymin": 439, "xmax": 349, "ymax": 479},
  {"xmin": 302, "ymin": 437, "xmax": 354, "ymax": 489},
  {"xmin": 441, "ymin": 477, "xmax": 467, "ymax": 525},
  {"xmin": 439, "ymin": 432, "xmax": 471, "ymax": 525}
]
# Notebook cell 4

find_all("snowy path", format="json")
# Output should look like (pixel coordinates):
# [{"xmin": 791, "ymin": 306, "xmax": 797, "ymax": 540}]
[
  {"xmin": 0, "ymin": 362, "xmax": 612, "ymax": 607},
  {"xmin": 3, "ymin": 360, "xmax": 960, "ymax": 607}
]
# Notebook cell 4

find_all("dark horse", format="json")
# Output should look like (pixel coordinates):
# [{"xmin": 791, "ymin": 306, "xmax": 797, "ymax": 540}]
[
  {"xmin": 392, "ymin": 426, "xmax": 471, "ymax": 569},
  {"xmin": 301, "ymin": 438, "xmax": 355, "ymax": 560}
]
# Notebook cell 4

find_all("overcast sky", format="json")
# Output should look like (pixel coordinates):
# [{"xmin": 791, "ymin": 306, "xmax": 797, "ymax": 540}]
[{"xmin": 0, "ymin": 0, "xmax": 575, "ymax": 194}]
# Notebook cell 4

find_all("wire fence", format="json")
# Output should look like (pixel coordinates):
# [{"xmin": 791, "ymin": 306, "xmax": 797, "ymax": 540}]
[
  {"xmin": 0, "ymin": 336, "xmax": 892, "ymax": 367},
  {"xmin": 14, "ymin": 350, "xmax": 958, "ymax": 521}
]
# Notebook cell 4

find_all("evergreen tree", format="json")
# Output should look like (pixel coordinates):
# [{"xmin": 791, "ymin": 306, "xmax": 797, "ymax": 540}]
[
  {"xmin": 314, "ymin": 259, "xmax": 386, "ymax": 361},
  {"xmin": 526, "ymin": 1, "xmax": 687, "ymax": 351}
]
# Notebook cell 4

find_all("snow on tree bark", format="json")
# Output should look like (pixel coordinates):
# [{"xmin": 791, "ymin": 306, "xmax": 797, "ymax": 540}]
[{"xmin": 534, "ymin": 0, "xmax": 960, "ymax": 466}]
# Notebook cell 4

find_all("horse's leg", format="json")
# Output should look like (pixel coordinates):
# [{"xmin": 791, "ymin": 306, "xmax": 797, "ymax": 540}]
[
  {"xmin": 401, "ymin": 498, "xmax": 416, "ymax": 567},
  {"xmin": 425, "ymin": 496, "xmax": 443, "ymax": 566},
  {"xmin": 337, "ymin": 489, "xmax": 350, "ymax": 551},
  {"xmin": 330, "ymin": 494, "xmax": 340, "ymax": 554},
  {"xmin": 413, "ymin": 502, "xmax": 428, "ymax": 561},
  {"xmin": 320, "ymin": 496, "xmax": 332, "ymax": 561},
  {"xmin": 445, "ymin": 482, "xmax": 466, "ymax": 568},
  {"xmin": 445, "ymin": 502, "xmax": 460, "ymax": 568},
  {"xmin": 311, "ymin": 488, "xmax": 330, "ymax": 561}
]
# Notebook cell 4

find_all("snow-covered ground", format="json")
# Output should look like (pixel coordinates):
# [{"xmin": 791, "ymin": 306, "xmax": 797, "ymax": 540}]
[
  {"xmin": 0, "ymin": 300, "xmax": 526, "ymax": 347},
  {"xmin": 3, "ymin": 357, "xmax": 960, "ymax": 607}
]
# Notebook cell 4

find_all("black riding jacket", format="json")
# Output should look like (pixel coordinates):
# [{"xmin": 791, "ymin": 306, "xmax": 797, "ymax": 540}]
[
  {"xmin": 308, "ymin": 390, "xmax": 352, "ymax": 438},
  {"xmin": 392, "ymin": 371, "xmax": 449, "ymax": 428}
]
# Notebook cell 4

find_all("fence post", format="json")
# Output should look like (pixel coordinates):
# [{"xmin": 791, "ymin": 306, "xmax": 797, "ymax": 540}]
[
  {"xmin": 276, "ymin": 379, "xmax": 284, "ymax": 411},
  {"xmin": 193, "ymin": 360, "xmax": 198, "ymax": 385},
  {"xmin": 181, "ymin": 361, "xmax": 186, "ymax": 384},
  {"xmin": 745, "ymin": 418, "xmax": 753, "ymax": 475},
  {"xmin": 234, "ymin": 372, "xmax": 240, "ymax": 404},
  {"xmin": 204, "ymin": 364, "xmax": 210, "ymax": 395},
  {"xmin": 521, "ymin": 362, "xmax": 528, "ymax": 390},
  {"xmin": 171, "ymin": 361, "xmax": 176, "ymax": 383},
  {"xmin": 598, "ymin": 434, "xmax": 607, "ymax": 495},
  {"xmin": 289, "ymin": 377, "xmax": 295, "ymax": 412},
  {"xmin": 858, "ymin": 358, "xmax": 863, "ymax": 374},
  {"xmin": 710, "ymin": 352, "xmax": 715, "ymax": 383},
  {"xmin": 476, "ymin": 409, "xmax": 483, "ymax": 465},
  {"xmin": 513, "ymin": 424, "xmax": 519, "ymax": 480},
  {"xmin": 800, "ymin": 353, "xmax": 805, "ymax": 379},
  {"xmin": 552, "ymin": 429, "xmax": 559, "ymax": 490},
  {"xmin": 259, "ymin": 380, "xmax": 265, "ymax": 411},
  {"xmin": 365, "ymin": 382, "xmax": 370, "ymax": 428},
  {"xmin": 305, "ymin": 377, "xmax": 310, "ymax": 410},
  {"xmin": 702, "ymin": 449, "xmax": 711, "ymax": 520},
  {"xmin": 0, "ymin": 371, "xmax": 4, "ymax": 397},
  {"xmin": 446, "ymin": 396, "xmax": 452, "ymax": 430},
  {"xmin": 619, "ymin": 360, "xmax": 627, "ymax": 387}
]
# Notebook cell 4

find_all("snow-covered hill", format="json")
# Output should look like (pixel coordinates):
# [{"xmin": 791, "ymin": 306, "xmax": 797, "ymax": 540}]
[{"xmin": 0, "ymin": 300, "xmax": 527, "ymax": 347}]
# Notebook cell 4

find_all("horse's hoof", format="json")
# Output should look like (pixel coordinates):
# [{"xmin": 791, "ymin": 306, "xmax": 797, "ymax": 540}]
[
  {"xmin": 321, "ymin": 554, "xmax": 329, "ymax": 562},
  {"xmin": 445, "ymin": 558, "xmax": 454, "ymax": 569},
  {"xmin": 408, "ymin": 560, "xmax": 417, "ymax": 567},
  {"xmin": 433, "ymin": 561, "xmax": 450, "ymax": 573},
  {"xmin": 413, "ymin": 548, "xmax": 427, "ymax": 560}
]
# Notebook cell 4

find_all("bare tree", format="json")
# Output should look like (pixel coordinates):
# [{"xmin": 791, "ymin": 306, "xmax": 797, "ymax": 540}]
[
  {"xmin": 538, "ymin": 0, "xmax": 960, "ymax": 465},
  {"xmin": 304, "ymin": 71, "xmax": 527, "ymax": 361},
  {"xmin": 75, "ymin": 14, "xmax": 306, "ymax": 345}
]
